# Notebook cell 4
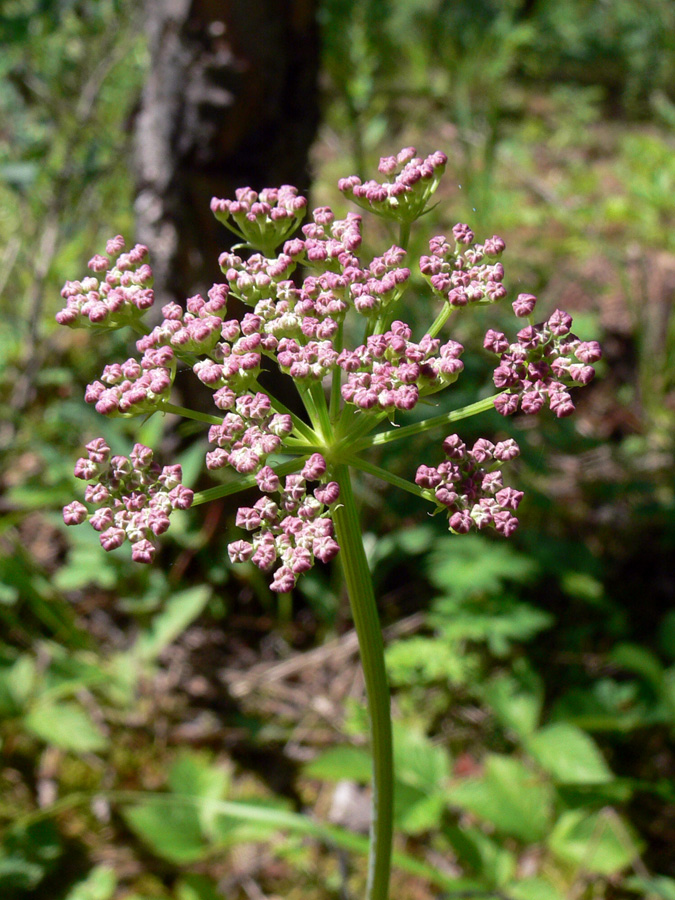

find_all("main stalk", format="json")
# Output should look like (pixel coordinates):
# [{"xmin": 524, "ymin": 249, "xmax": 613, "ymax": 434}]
[{"xmin": 331, "ymin": 463, "xmax": 394, "ymax": 900}]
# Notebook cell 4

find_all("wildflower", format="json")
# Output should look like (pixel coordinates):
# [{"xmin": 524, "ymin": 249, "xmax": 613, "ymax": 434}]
[
  {"xmin": 63, "ymin": 440, "xmax": 193, "ymax": 563},
  {"xmin": 417, "ymin": 435, "xmax": 523, "ymax": 536},
  {"xmin": 485, "ymin": 305, "xmax": 602, "ymax": 417},
  {"xmin": 60, "ymin": 147, "xmax": 600, "ymax": 579},
  {"xmin": 339, "ymin": 148, "xmax": 448, "ymax": 224},
  {"xmin": 227, "ymin": 458, "xmax": 341, "ymax": 591},
  {"xmin": 56, "ymin": 236, "xmax": 154, "ymax": 329}
]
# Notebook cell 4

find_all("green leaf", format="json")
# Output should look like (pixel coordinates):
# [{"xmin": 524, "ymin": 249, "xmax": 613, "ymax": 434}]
[
  {"xmin": 610, "ymin": 643, "xmax": 665, "ymax": 694},
  {"xmin": 431, "ymin": 593, "xmax": 553, "ymax": 658},
  {"xmin": 527, "ymin": 723, "xmax": 613, "ymax": 784},
  {"xmin": 64, "ymin": 866, "xmax": 117, "ymax": 900},
  {"xmin": 134, "ymin": 586, "xmax": 211, "ymax": 661},
  {"xmin": 386, "ymin": 636, "xmax": 475, "ymax": 687},
  {"xmin": 123, "ymin": 799, "xmax": 206, "ymax": 864},
  {"xmin": 443, "ymin": 824, "xmax": 516, "ymax": 887},
  {"xmin": 394, "ymin": 784, "xmax": 445, "ymax": 835},
  {"xmin": 393, "ymin": 723, "xmax": 451, "ymax": 792},
  {"xmin": 426, "ymin": 534, "xmax": 537, "ymax": 600},
  {"xmin": 447, "ymin": 755, "xmax": 553, "ymax": 843},
  {"xmin": 168, "ymin": 752, "xmax": 230, "ymax": 800},
  {"xmin": 483, "ymin": 671, "xmax": 543, "ymax": 739},
  {"xmin": 24, "ymin": 701, "xmax": 108, "ymax": 752},
  {"xmin": 167, "ymin": 752, "xmax": 230, "ymax": 839},
  {"xmin": 548, "ymin": 809, "xmax": 640, "ymax": 875},
  {"xmin": 304, "ymin": 745, "xmax": 372, "ymax": 783}
]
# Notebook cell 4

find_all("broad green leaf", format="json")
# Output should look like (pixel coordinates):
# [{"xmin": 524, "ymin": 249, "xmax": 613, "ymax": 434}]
[
  {"xmin": 134, "ymin": 586, "xmax": 211, "ymax": 661},
  {"xmin": 551, "ymin": 678, "xmax": 647, "ymax": 733},
  {"xmin": 395, "ymin": 784, "xmax": 445, "ymax": 835},
  {"xmin": 610, "ymin": 643, "xmax": 665, "ymax": 694},
  {"xmin": 483, "ymin": 672, "xmax": 542, "ymax": 738},
  {"xmin": 123, "ymin": 799, "xmax": 206, "ymax": 864},
  {"xmin": 447, "ymin": 755, "xmax": 553, "ymax": 843},
  {"xmin": 393, "ymin": 723, "xmax": 451, "ymax": 792},
  {"xmin": 304, "ymin": 745, "xmax": 372, "ymax": 783},
  {"xmin": 168, "ymin": 752, "xmax": 229, "ymax": 800},
  {"xmin": 24, "ymin": 701, "xmax": 108, "ymax": 752},
  {"xmin": 443, "ymin": 824, "xmax": 516, "ymax": 887},
  {"xmin": 528, "ymin": 723, "xmax": 613, "ymax": 784},
  {"xmin": 168, "ymin": 752, "xmax": 230, "ymax": 839},
  {"xmin": 64, "ymin": 866, "xmax": 117, "ymax": 900},
  {"xmin": 548, "ymin": 809, "xmax": 640, "ymax": 875}
]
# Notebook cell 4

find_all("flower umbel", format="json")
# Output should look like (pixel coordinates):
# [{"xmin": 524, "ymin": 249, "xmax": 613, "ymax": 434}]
[
  {"xmin": 64, "ymin": 439, "xmax": 194, "ymax": 563},
  {"xmin": 58, "ymin": 147, "xmax": 601, "ymax": 584}
]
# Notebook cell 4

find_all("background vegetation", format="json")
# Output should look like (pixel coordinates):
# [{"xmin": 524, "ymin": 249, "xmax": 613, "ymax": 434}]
[{"xmin": 1, "ymin": 0, "xmax": 674, "ymax": 898}]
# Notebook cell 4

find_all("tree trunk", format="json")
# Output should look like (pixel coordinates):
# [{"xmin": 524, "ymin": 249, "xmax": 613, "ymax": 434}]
[{"xmin": 133, "ymin": 0, "xmax": 321, "ymax": 308}]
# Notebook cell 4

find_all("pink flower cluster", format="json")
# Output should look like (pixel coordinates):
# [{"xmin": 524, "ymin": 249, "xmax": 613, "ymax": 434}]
[
  {"xmin": 140, "ymin": 286, "xmax": 229, "ymax": 356},
  {"xmin": 206, "ymin": 390, "xmax": 293, "ymax": 474},
  {"xmin": 58, "ymin": 147, "xmax": 602, "ymax": 579},
  {"xmin": 420, "ymin": 226, "xmax": 507, "ymax": 308},
  {"xmin": 210, "ymin": 185, "xmax": 307, "ymax": 251},
  {"xmin": 484, "ymin": 305, "xmax": 603, "ymax": 417},
  {"xmin": 56, "ymin": 236, "xmax": 154, "ymax": 327},
  {"xmin": 63, "ymin": 439, "xmax": 194, "ymax": 563},
  {"xmin": 338, "ymin": 148, "xmax": 448, "ymax": 223},
  {"xmin": 416, "ymin": 435, "xmax": 523, "ymax": 536},
  {"xmin": 338, "ymin": 321, "xmax": 464, "ymax": 413},
  {"xmin": 296, "ymin": 207, "xmax": 363, "ymax": 269},
  {"xmin": 84, "ymin": 347, "xmax": 175, "ymax": 417},
  {"xmin": 228, "ymin": 454, "xmax": 341, "ymax": 592}
]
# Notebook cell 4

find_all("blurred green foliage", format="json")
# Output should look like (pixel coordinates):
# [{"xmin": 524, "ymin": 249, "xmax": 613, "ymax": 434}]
[{"xmin": 2, "ymin": 0, "xmax": 675, "ymax": 898}]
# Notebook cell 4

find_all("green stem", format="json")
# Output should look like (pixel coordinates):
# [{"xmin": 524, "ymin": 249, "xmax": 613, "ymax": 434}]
[
  {"xmin": 191, "ymin": 457, "xmax": 305, "ymax": 506},
  {"xmin": 398, "ymin": 221, "xmax": 410, "ymax": 251},
  {"xmin": 332, "ymin": 464, "xmax": 393, "ymax": 900},
  {"xmin": 160, "ymin": 401, "xmax": 222, "ymax": 426},
  {"xmin": 427, "ymin": 302, "xmax": 456, "ymax": 339},
  {"xmin": 295, "ymin": 380, "xmax": 322, "ymax": 433},
  {"xmin": 344, "ymin": 454, "xmax": 428, "ymax": 501},
  {"xmin": 252, "ymin": 378, "xmax": 318, "ymax": 444},
  {"xmin": 351, "ymin": 394, "xmax": 502, "ymax": 453},
  {"xmin": 309, "ymin": 380, "xmax": 333, "ymax": 442},
  {"xmin": 329, "ymin": 323, "xmax": 344, "ymax": 423}
]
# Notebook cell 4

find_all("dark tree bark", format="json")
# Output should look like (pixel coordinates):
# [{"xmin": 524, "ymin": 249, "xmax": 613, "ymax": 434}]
[{"xmin": 133, "ymin": 0, "xmax": 321, "ymax": 308}]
